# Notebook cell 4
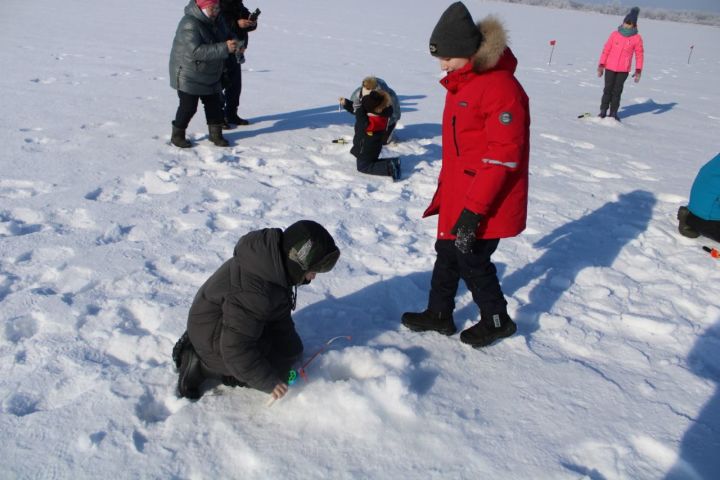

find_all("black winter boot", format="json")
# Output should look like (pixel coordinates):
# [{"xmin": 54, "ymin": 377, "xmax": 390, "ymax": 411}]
[
  {"xmin": 208, "ymin": 124, "xmax": 229, "ymax": 147},
  {"xmin": 387, "ymin": 157, "xmax": 401, "ymax": 181},
  {"xmin": 177, "ymin": 345, "xmax": 204, "ymax": 399},
  {"xmin": 460, "ymin": 313, "xmax": 517, "ymax": 348},
  {"xmin": 677, "ymin": 206, "xmax": 700, "ymax": 238},
  {"xmin": 171, "ymin": 122, "xmax": 191, "ymax": 148},
  {"xmin": 172, "ymin": 331, "xmax": 190, "ymax": 369},
  {"xmin": 401, "ymin": 309, "xmax": 456, "ymax": 336},
  {"xmin": 226, "ymin": 112, "xmax": 250, "ymax": 126}
]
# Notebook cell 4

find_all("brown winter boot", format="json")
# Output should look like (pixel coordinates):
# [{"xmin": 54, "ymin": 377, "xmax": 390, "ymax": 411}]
[
  {"xmin": 208, "ymin": 124, "xmax": 229, "ymax": 147},
  {"xmin": 171, "ymin": 122, "xmax": 191, "ymax": 148}
]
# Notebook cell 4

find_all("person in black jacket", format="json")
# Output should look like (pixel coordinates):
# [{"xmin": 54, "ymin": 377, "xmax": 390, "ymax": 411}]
[
  {"xmin": 338, "ymin": 90, "xmax": 400, "ymax": 180},
  {"xmin": 218, "ymin": 0, "xmax": 258, "ymax": 127},
  {"xmin": 173, "ymin": 220, "xmax": 340, "ymax": 401}
]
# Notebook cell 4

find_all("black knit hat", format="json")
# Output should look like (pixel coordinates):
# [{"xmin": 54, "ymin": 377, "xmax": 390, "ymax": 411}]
[
  {"xmin": 623, "ymin": 7, "xmax": 640, "ymax": 26},
  {"xmin": 361, "ymin": 90, "xmax": 383, "ymax": 113},
  {"xmin": 429, "ymin": 2, "xmax": 482, "ymax": 58},
  {"xmin": 282, "ymin": 220, "xmax": 340, "ymax": 285}
]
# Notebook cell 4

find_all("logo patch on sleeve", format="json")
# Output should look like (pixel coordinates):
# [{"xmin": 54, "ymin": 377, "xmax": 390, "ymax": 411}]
[{"xmin": 499, "ymin": 112, "xmax": 513, "ymax": 125}]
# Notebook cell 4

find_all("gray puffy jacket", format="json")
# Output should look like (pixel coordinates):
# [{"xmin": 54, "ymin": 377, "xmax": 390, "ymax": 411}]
[
  {"xmin": 187, "ymin": 229, "xmax": 297, "ymax": 393},
  {"xmin": 169, "ymin": 0, "xmax": 229, "ymax": 95}
]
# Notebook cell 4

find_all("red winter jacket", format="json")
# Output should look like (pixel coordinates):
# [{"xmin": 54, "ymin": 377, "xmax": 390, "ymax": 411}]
[{"xmin": 424, "ymin": 20, "xmax": 530, "ymax": 240}]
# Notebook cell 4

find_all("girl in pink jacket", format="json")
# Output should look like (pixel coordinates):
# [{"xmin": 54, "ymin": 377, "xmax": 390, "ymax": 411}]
[{"xmin": 597, "ymin": 7, "xmax": 644, "ymax": 121}]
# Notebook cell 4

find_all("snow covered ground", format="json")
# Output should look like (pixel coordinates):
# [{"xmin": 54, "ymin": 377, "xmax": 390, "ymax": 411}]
[{"xmin": 1, "ymin": 0, "xmax": 719, "ymax": 478}]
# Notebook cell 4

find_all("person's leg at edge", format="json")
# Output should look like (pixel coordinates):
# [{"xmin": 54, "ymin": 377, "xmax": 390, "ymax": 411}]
[
  {"xmin": 686, "ymin": 209, "xmax": 720, "ymax": 243},
  {"xmin": 224, "ymin": 59, "xmax": 247, "ymax": 125}
]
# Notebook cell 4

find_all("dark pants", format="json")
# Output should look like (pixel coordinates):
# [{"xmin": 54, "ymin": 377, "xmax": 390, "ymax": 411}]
[
  {"xmin": 222, "ymin": 57, "xmax": 243, "ymax": 118},
  {"xmin": 352, "ymin": 135, "xmax": 392, "ymax": 177},
  {"xmin": 687, "ymin": 210, "xmax": 720, "ymax": 243},
  {"xmin": 174, "ymin": 90, "xmax": 224, "ymax": 129},
  {"xmin": 356, "ymin": 154, "xmax": 392, "ymax": 177},
  {"xmin": 600, "ymin": 70, "xmax": 629, "ymax": 116},
  {"xmin": 428, "ymin": 239, "xmax": 507, "ymax": 317}
]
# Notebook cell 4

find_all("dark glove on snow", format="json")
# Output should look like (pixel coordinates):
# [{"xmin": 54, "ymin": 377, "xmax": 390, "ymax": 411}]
[{"xmin": 451, "ymin": 208, "xmax": 482, "ymax": 254}]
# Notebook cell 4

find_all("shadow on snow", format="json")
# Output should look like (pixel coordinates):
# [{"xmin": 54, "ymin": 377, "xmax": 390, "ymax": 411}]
[
  {"xmin": 499, "ymin": 190, "xmax": 656, "ymax": 340},
  {"xmin": 665, "ymin": 319, "xmax": 720, "ymax": 480},
  {"xmin": 620, "ymin": 98, "xmax": 677, "ymax": 119}
]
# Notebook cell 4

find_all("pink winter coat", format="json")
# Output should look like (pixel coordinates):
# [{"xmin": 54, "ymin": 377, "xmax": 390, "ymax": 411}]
[{"xmin": 599, "ymin": 30, "xmax": 644, "ymax": 73}]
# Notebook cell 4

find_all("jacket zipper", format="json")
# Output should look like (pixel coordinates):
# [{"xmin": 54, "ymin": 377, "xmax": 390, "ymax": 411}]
[{"xmin": 452, "ymin": 116, "xmax": 460, "ymax": 156}]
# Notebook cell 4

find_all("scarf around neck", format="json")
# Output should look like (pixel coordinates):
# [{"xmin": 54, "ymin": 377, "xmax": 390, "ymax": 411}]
[{"xmin": 618, "ymin": 25, "xmax": 638, "ymax": 37}]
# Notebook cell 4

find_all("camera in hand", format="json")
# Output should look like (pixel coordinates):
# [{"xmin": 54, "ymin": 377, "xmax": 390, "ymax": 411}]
[{"xmin": 249, "ymin": 8, "xmax": 261, "ymax": 21}]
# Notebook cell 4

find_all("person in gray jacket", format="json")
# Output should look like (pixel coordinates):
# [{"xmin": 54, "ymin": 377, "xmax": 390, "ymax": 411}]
[
  {"xmin": 344, "ymin": 76, "xmax": 401, "ymax": 145},
  {"xmin": 173, "ymin": 220, "xmax": 341, "ymax": 401},
  {"xmin": 169, "ymin": 0, "xmax": 236, "ymax": 148}
]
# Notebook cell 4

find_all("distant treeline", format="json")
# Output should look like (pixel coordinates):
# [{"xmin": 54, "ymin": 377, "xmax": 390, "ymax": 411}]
[{"xmin": 495, "ymin": 0, "xmax": 720, "ymax": 26}]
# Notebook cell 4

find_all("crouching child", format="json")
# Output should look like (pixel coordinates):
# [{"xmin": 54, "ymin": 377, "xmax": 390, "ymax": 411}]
[
  {"xmin": 172, "ymin": 220, "xmax": 340, "ymax": 401},
  {"xmin": 339, "ymin": 90, "xmax": 400, "ymax": 181}
]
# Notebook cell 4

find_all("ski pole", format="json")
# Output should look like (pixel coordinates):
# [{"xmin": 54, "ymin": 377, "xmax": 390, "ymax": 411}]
[{"xmin": 702, "ymin": 246, "xmax": 719, "ymax": 258}]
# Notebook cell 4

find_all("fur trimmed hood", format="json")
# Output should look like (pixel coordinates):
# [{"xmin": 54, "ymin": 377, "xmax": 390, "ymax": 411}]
[
  {"xmin": 365, "ymin": 89, "xmax": 392, "ymax": 115},
  {"xmin": 471, "ymin": 16, "xmax": 509, "ymax": 73}
]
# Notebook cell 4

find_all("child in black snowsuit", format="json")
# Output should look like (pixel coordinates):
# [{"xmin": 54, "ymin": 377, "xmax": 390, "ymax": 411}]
[
  {"xmin": 172, "ymin": 220, "xmax": 340, "ymax": 401},
  {"xmin": 340, "ymin": 90, "xmax": 400, "ymax": 180}
]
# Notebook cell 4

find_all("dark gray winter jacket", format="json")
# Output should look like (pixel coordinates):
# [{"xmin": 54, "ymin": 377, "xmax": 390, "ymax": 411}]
[
  {"xmin": 187, "ymin": 229, "xmax": 296, "ymax": 393},
  {"xmin": 169, "ymin": 0, "xmax": 230, "ymax": 95}
]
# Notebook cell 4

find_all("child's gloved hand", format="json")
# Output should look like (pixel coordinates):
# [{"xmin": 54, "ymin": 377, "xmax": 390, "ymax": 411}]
[
  {"xmin": 597, "ymin": 65, "xmax": 604, "ymax": 77},
  {"xmin": 633, "ymin": 69, "xmax": 641, "ymax": 83},
  {"xmin": 451, "ymin": 208, "xmax": 482, "ymax": 254}
]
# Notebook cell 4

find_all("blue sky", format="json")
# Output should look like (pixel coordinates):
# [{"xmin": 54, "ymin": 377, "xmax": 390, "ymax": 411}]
[{"xmin": 577, "ymin": 0, "xmax": 720, "ymax": 14}]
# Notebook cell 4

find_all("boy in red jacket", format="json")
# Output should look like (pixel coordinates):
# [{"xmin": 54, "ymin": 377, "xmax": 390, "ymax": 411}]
[{"xmin": 401, "ymin": 2, "xmax": 530, "ymax": 348}]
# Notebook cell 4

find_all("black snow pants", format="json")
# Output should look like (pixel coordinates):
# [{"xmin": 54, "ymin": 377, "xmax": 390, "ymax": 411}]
[
  {"xmin": 600, "ymin": 70, "xmax": 629, "ymax": 116},
  {"xmin": 428, "ymin": 238, "xmax": 508, "ymax": 317}
]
